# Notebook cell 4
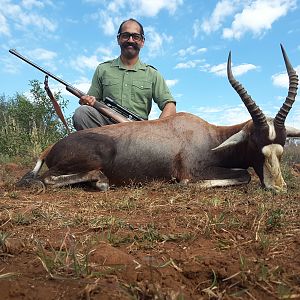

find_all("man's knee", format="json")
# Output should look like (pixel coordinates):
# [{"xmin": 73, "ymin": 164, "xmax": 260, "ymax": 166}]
[
  {"xmin": 73, "ymin": 105, "xmax": 112, "ymax": 130},
  {"xmin": 73, "ymin": 106, "xmax": 92, "ymax": 130}
]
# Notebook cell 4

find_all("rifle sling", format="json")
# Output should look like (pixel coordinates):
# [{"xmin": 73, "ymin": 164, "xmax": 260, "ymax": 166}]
[{"xmin": 44, "ymin": 75, "xmax": 71, "ymax": 134}]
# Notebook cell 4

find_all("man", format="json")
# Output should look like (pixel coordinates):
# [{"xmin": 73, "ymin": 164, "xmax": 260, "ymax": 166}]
[{"xmin": 73, "ymin": 18, "xmax": 176, "ymax": 130}]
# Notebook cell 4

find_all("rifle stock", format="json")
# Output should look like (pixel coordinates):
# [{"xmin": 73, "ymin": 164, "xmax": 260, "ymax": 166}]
[{"xmin": 9, "ymin": 49, "xmax": 136, "ymax": 124}]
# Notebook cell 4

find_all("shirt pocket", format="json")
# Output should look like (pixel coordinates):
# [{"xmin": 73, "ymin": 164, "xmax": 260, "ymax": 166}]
[
  {"xmin": 102, "ymin": 78, "xmax": 121, "ymax": 100},
  {"xmin": 132, "ymin": 80, "xmax": 152, "ymax": 102}
]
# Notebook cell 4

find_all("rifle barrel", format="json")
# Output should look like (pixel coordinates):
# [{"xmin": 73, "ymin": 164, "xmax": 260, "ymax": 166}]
[
  {"xmin": 9, "ymin": 49, "xmax": 86, "ymax": 98},
  {"xmin": 9, "ymin": 49, "xmax": 69, "ymax": 87}
]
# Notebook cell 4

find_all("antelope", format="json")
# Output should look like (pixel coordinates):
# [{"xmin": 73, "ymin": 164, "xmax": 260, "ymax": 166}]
[{"xmin": 17, "ymin": 45, "xmax": 300, "ymax": 192}]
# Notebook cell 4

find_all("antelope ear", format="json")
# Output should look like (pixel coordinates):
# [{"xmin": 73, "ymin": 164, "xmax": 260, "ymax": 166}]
[
  {"xmin": 212, "ymin": 130, "xmax": 248, "ymax": 151},
  {"xmin": 286, "ymin": 126, "xmax": 300, "ymax": 137}
]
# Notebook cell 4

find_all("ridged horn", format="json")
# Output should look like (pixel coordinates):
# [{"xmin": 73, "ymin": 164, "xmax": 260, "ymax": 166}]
[
  {"xmin": 227, "ymin": 51, "xmax": 267, "ymax": 128},
  {"xmin": 274, "ymin": 44, "xmax": 299, "ymax": 128}
]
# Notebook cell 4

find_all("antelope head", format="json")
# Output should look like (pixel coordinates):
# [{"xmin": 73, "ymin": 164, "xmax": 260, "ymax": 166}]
[{"xmin": 213, "ymin": 45, "xmax": 299, "ymax": 192}]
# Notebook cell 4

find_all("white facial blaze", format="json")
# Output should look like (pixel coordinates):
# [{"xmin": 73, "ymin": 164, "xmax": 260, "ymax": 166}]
[
  {"xmin": 267, "ymin": 119, "xmax": 276, "ymax": 141},
  {"xmin": 262, "ymin": 144, "xmax": 286, "ymax": 192}
]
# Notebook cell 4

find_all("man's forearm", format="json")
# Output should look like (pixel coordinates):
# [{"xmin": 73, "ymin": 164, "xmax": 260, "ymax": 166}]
[{"xmin": 159, "ymin": 102, "xmax": 176, "ymax": 118}]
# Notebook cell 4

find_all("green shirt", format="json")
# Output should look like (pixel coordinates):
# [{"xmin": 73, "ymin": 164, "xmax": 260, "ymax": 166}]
[{"xmin": 88, "ymin": 57, "xmax": 175, "ymax": 120}]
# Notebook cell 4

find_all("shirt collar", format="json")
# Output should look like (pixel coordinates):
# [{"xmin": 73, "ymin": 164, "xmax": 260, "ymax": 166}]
[{"xmin": 112, "ymin": 56, "xmax": 147, "ymax": 71}]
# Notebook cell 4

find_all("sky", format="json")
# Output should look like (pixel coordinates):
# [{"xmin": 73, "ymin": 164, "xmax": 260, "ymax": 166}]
[{"xmin": 0, "ymin": 0, "xmax": 300, "ymax": 128}]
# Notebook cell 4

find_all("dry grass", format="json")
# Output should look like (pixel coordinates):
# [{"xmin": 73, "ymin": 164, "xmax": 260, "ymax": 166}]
[{"xmin": 0, "ymin": 149, "xmax": 299, "ymax": 299}]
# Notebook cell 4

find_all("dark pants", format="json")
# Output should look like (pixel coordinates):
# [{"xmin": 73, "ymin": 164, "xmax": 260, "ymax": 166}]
[{"xmin": 72, "ymin": 105, "xmax": 114, "ymax": 130}]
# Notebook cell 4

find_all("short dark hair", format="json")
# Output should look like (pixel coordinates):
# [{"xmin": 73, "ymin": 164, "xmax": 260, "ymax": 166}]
[{"xmin": 117, "ymin": 18, "xmax": 144, "ymax": 36}]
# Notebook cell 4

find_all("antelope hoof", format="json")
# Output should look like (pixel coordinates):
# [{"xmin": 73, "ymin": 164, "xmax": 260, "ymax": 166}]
[
  {"xmin": 95, "ymin": 181, "xmax": 109, "ymax": 191},
  {"xmin": 179, "ymin": 179, "xmax": 190, "ymax": 186},
  {"xmin": 15, "ymin": 171, "xmax": 36, "ymax": 187}
]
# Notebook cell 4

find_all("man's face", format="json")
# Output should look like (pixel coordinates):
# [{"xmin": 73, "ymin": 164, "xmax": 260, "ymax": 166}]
[{"xmin": 117, "ymin": 21, "xmax": 144, "ymax": 59}]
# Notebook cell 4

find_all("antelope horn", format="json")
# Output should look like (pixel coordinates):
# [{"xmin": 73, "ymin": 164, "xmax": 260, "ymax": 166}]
[
  {"xmin": 274, "ymin": 44, "xmax": 299, "ymax": 128},
  {"xmin": 227, "ymin": 51, "xmax": 267, "ymax": 128}
]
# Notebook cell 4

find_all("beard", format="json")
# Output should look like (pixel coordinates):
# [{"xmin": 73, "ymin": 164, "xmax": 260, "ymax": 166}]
[{"xmin": 120, "ymin": 42, "xmax": 141, "ymax": 59}]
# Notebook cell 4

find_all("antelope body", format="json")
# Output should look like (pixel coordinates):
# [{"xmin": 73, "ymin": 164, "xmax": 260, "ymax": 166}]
[{"xmin": 17, "ymin": 46, "xmax": 300, "ymax": 192}]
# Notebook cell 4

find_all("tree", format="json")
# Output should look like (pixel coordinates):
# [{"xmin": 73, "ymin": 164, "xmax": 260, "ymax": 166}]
[{"xmin": 0, "ymin": 80, "xmax": 71, "ymax": 160}]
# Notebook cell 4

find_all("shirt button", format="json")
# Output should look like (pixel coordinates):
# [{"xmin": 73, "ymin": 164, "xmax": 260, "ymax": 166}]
[{"xmin": 125, "ymin": 84, "xmax": 128, "ymax": 86}]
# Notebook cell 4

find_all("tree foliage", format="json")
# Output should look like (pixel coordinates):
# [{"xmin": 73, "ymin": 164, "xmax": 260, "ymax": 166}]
[{"xmin": 0, "ymin": 80, "xmax": 71, "ymax": 160}]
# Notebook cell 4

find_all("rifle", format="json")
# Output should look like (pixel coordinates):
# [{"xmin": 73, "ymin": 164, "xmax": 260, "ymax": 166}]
[
  {"xmin": 9, "ymin": 49, "xmax": 144, "ymax": 126},
  {"xmin": 103, "ymin": 97, "xmax": 144, "ymax": 121}
]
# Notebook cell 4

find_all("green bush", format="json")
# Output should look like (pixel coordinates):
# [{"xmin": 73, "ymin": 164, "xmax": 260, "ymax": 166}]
[
  {"xmin": 283, "ymin": 139, "xmax": 300, "ymax": 165},
  {"xmin": 0, "ymin": 80, "xmax": 72, "ymax": 162}
]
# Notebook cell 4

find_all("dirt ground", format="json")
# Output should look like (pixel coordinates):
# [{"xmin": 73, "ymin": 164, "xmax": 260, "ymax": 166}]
[{"xmin": 0, "ymin": 163, "xmax": 299, "ymax": 300}]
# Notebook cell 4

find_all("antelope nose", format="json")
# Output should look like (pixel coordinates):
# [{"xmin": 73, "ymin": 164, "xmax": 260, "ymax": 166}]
[{"xmin": 267, "ymin": 181, "xmax": 287, "ymax": 193}]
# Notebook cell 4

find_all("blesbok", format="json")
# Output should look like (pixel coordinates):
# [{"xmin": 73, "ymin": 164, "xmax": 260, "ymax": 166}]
[{"xmin": 17, "ymin": 45, "xmax": 300, "ymax": 192}]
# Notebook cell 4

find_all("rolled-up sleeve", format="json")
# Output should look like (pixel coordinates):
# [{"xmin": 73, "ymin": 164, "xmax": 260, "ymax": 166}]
[{"xmin": 152, "ymin": 70, "xmax": 176, "ymax": 110}]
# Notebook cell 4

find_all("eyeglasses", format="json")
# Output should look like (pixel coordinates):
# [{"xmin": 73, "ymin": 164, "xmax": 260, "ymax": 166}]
[{"xmin": 117, "ymin": 32, "xmax": 144, "ymax": 42}]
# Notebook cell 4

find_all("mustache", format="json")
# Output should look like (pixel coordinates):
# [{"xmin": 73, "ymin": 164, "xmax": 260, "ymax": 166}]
[{"xmin": 122, "ymin": 42, "xmax": 139, "ymax": 50}]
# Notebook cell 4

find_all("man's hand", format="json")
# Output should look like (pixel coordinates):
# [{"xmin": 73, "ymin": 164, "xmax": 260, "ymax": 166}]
[{"xmin": 80, "ymin": 95, "xmax": 96, "ymax": 107}]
